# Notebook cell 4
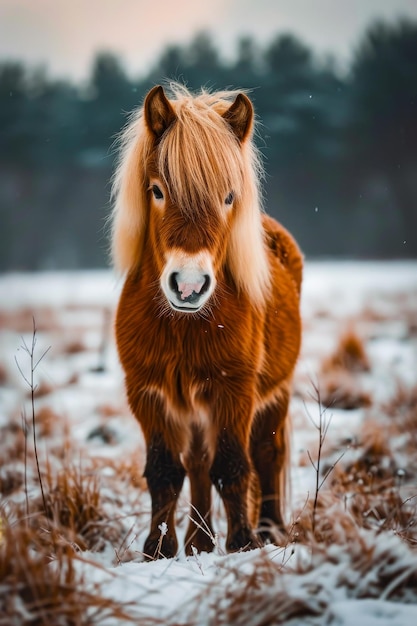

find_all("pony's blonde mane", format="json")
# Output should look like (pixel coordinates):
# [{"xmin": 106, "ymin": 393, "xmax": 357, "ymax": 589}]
[{"xmin": 111, "ymin": 83, "xmax": 270, "ymax": 306}]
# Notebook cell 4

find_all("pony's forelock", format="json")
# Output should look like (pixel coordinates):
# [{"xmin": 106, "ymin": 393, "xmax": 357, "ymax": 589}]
[{"xmin": 111, "ymin": 83, "xmax": 271, "ymax": 305}]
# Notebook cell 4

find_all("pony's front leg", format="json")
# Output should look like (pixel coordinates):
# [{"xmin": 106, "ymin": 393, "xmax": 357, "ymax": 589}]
[
  {"xmin": 210, "ymin": 394, "xmax": 260, "ymax": 553},
  {"xmin": 250, "ymin": 382, "xmax": 291, "ymax": 543},
  {"xmin": 184, "ymin": 424, "xmax": 215, "ymax": 555},
  {"xmin": 131, "ymin": 392, "xmax": 186, "ymax": 560},
  {"xmin": 143, "ymin": 431, "xmax": 185, "ymax": 559}
]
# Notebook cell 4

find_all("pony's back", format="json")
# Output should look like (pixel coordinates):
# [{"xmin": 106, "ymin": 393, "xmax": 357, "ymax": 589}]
[{"xmin": 263, "ymin": 214, "xmax": 303, "ymax": 294}]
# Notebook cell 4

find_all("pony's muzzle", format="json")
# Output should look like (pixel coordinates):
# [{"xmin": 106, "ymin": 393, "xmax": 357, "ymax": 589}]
[{"xmin": 161, "ymin": 252, "xmax": 215, "ymax": 313}]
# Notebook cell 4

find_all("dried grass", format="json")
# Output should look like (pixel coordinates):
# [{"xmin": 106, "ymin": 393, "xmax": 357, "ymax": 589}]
[
  {"xmin": 37, "ymin": 464, "xmax": 125, "ymax": 552},
  {"xmin": 0, "ymin": 419, "xmax": 28, "ymax": 464},
  {"xmin": 318, "ymin": 371, "xmax": 372, "ymax": 410},
  {"xmin": 1, "ymin": 280, "xmax": 417, "ymax": 624},
  {"xmin": 106, "ymin": 455, "xmax": 148, "ymax": 491},
  {"xmin": 0, "ymin": 308, "xmax": 58, "ymax": 333},
  {"xmin": 0, "ymin": 518, "xmax": 136, "ymax": 625},
  {"xmin": 179, "ymin": 516, "xmax": 417, "ymax": 626},
  {"xmin": 384, "ymin": 383, "xmax": 417, "ymax": 426},
  {"xmin": 33, "ymin": 406, "xmax": 61, "ymax": 438},
  {"xmin": 0, "ymin": 363, "xmax": 8, "ymax": 384},
  {"xmin": 0, "ymin": 466, "xmax": 25, "ymax": 497},
  {"xmin": 31, "ymin": 380, "xmax": 55, "ymax": 399},
  {"xmin": 180, "ymin": 550, "xmax": 328, "ymax": 626},
  {"xmin": 406, "ymin": 311, "xmax": 417, "ymax": 337},
  {"xmin": 322, "ymin": 329, "xmax": 370, "ymax": 374},
  {"xmin": 318, "ymin": 328, "xmax": 372, "ymax": 410},
  {"xmin": 62, "ymin": 339, "xmax": 87, "ymax": 355}
]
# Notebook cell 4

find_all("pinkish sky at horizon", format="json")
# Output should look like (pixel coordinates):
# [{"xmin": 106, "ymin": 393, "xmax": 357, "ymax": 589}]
[{"xmin": 1, "ymin": 0, "xmax": 417, "ymax": 82}]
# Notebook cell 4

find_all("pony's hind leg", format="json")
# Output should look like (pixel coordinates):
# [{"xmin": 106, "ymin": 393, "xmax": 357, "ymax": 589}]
[
  {"xmin": 210, "ymin": 429, "xmax": 260, "ymax": 552},
  {"xmin": 209, "ymin": 394, "xmax": 261, "ymax": 553},
  {"xmin": 183, "ymin": 424, "xmax": 215, "ymax": 555},
  {"xmin": 250, "ymin": 385, "xmax": 290, "ymax": 543}
]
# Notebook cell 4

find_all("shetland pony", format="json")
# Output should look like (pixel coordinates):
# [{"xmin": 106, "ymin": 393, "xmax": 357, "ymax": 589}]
[{"xmin": 112, "ymin": 84, "xmax": 302, "ymax": 559}]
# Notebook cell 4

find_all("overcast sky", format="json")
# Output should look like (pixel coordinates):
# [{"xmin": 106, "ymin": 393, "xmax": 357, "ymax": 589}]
[{"xmin": 1, "ymin": 0, "xmax": 417, "ymax": 81}]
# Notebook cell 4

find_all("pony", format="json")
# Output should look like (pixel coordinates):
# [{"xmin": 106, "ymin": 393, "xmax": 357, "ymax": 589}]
[{"xmin": 111, "ymin": 83, "xmax": 303, "ymax": 559}]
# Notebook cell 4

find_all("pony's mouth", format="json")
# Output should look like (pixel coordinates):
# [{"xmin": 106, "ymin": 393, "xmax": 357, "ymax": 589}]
[{"xmin": 169, "ymin": 301, "xmax": 203, "ymax": 313}]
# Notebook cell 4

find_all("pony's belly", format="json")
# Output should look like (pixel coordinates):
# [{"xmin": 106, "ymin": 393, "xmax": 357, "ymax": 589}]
[
  {"xmin": 146, "ymin": 382, "xmax": 214, "ymax": 454},
  {"xmin": 159, "ymin": 383, "xmax": 210, "ymax": 426}
]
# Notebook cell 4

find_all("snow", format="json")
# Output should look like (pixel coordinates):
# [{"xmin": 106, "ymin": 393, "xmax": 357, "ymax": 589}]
[
  {"xmin": 0, "ymin": 270, "xmax": 120, "ymax": 310},
  {"xmin": 70, "ymin": 535, "xmax": 417, "ymax": 625},
  {"xmin": 1, "ymin": 261, "xmax": 417, "ymax": 625},
  {"xmin": 329, "ymin": 601, "xmax": 417, "ymax": 626}
]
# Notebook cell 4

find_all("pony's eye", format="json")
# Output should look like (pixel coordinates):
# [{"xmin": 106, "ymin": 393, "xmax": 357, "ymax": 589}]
[
  {"xmin": 152, "ymin": 184, "xmax": 164, "ymax": 200},
  {"xmin": 225, "ymin": 191, "xmax": 234, "ymax": 206}
]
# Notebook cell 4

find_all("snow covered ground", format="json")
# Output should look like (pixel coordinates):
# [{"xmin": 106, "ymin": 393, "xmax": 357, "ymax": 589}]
[{"xmin": 0, "ymin": 261, "xmax": 416, "ymax": 625}]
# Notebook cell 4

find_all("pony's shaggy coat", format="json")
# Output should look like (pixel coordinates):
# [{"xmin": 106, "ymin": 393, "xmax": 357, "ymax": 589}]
[{"xmin": 112, "ymin": 84, "xmax": 303, "ymax": 557}]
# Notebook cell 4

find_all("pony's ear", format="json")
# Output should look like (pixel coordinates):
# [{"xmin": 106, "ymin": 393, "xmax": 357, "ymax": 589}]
[
  {"xmin": 144, "ymin": 85, "xmax": 176, "ymax": 138},
  {"xmin": 222, "ymin": 93, "xmax": 254, "ymax": 142}
]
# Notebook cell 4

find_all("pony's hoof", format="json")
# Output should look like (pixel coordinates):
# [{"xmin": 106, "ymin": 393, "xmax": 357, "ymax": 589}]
[
  {"xmin": 257, "ymin": 521, "xmax": 288, "ymax": 546},
  {"xmin": 184, "ymin": 531, "xmax": 215, "ymax": 556},
  {"xmin": 143, "ymin": 533, "xmax": 178, "ymax": 560},
  {"xmin": 226, "ymin": 528, "xmax": 261, "ymax": 553}
]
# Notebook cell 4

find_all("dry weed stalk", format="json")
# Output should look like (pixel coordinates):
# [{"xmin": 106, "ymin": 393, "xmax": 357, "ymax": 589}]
[
  {"xmin": 14, "ymin": 319, "xmax": 50, "ymax": 523},
  {"xmin": 306, "ymin": 393, "xmax": 417, "ymax": 548},
  {"xmin": 305, "ymin": 383, "xmax": 349, "ymax": 536},
  {"xmin": 185, "ymin": 502, "xmax": 219, "ymax": 555},
  {"xmin": 114, "ymin": 522, "xmax": 140, "ymax": 564},
  {"xmin": 21, "ymin": 409, "xmax": 29, "ymax": 518}
]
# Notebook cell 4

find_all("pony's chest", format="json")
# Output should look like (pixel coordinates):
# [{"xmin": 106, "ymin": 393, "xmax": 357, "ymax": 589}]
[
  {"xmin": 135, "ymin": 319, "xmax": 250, "ymax": 396},
  {"xmin": 117, "ymin": 278, "xmax": 261, "ymax": 410}
]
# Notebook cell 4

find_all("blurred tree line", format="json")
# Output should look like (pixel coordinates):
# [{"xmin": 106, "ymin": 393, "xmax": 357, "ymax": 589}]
[{"xmin": 0, "ymin": 18, "xmax": 416, "ymax": 270}]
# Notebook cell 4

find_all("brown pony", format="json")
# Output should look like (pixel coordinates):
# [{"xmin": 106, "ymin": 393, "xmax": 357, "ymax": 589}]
[{"xmin": 112, "ymin": 84, "xmax": 302, "ymax": 559}]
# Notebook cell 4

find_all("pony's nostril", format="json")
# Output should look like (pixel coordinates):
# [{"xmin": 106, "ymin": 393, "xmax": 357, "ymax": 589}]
[
  {"xmin": 169, "ymin": 272, "xmax": 179, "ymax": 294},
  {"xmin": 201, "ymin": 275, "xmax": 211, "ymax": 295}
]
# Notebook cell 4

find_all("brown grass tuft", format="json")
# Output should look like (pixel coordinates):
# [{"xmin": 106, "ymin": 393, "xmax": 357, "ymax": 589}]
[
  {"xmin": 37, "ymin": 464, "xmax": 124, "ymax": 552},
  {"xmin": 33, "ymin": 406, "xmax": 61, "ymax": 438},
  {"xmin": 97, "ymin": 403, "xmax": 122, "ymax": 417},
  {"xmin": 318, "ymin": 371, "xmax": 372, "ymax": 410},
  {"xmin": 0, "ymin": 420, "xmax": 28, "ymax": 464},
  {"xmin": 0, "ymin": 466, "xmax": 24, "ymax": 496},
  {"xmin": 379, "ymin": 384, "xmax": 417, "ymax": 473},
  {"xmin": 359, "ymin": 418, "xmax": 393, "ymax": 466},
  {"xmin": 32, "ymin": 380, "xmax": 55, "ymax": 399},
  {"xmin": 62, "ymin": 339, "xmax": 87, "ymax": 355},
  {"xmin": 406, "ymin": 310, "xmax": 417, "ymax": 337},
  {"xmin": 291, "ymin": 489, "xmax": 371, "ymax": 548},
  {"xmin": 0, "ymin": 362, "xmax": 8, "ymax": 384},
  {"xmin": 0, "ymin": 307, "xmax": 59, "ymax": 333},
  {"xmin": 318, "ymin": 328, "xmax": 372, "ymax": 410},
  {"xmin": 0, "ymin": 517, "xmax": 135, "ymax": 625},
  {"xmin": 109, "ymin": 455, "xmax": 148, "ymax": 491},
  {"xmin": 384, "ymin": 383, "xmax": 417, "ymax": 425},
  {"xmin": 322, "ymin": 329, "xmax": 370, "ymax": 374},
  {"xmin": 186, "ymin": 550, "xmax": 328, "ymax": 626}
]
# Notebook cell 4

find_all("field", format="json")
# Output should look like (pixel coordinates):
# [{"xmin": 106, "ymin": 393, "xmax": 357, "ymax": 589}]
[{"xmin": 0, "ymin": 262, "xmax": 417, "ymax": 625}]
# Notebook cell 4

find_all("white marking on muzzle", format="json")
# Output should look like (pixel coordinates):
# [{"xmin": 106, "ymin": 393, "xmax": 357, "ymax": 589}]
[{"xmin": 161, "ymin": 250, "xmax": 216, "ymax": 312}]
